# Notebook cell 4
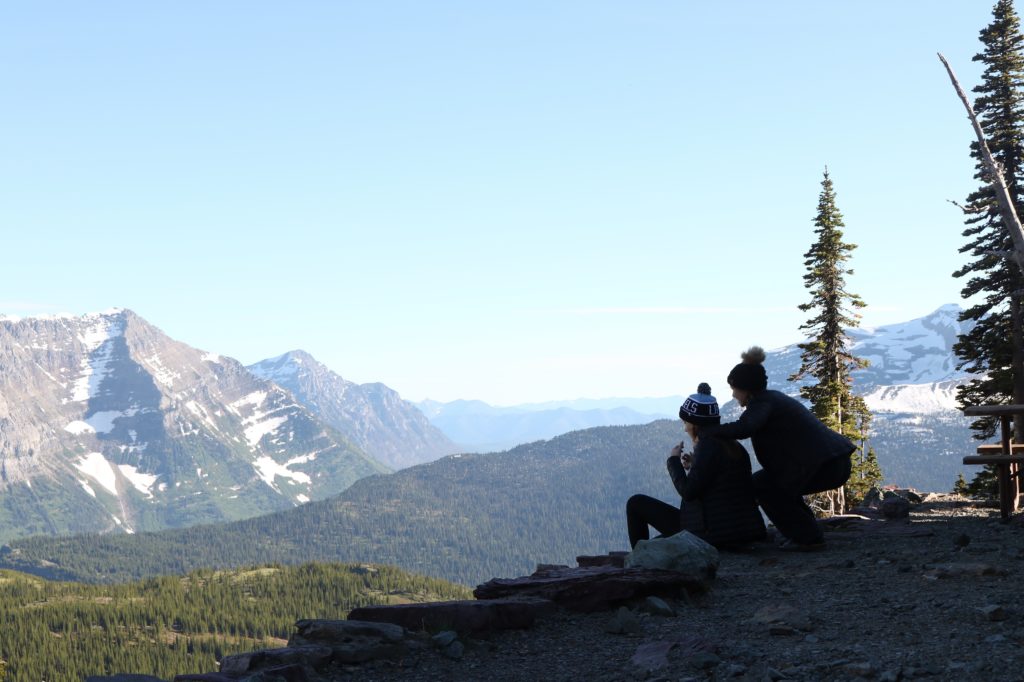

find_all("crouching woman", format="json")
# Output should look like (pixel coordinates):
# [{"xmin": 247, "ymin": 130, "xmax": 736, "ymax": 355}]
[{"xmin": 626, "ymin": 383, "xmax": 766, "ymax": 549}]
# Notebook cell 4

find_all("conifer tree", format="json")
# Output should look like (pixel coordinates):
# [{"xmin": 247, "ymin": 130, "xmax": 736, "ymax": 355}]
[
  {"xmin": 954, "ymin": 0, "xmax": 1024, "ymax": 496},
  {"xmin": 790, "ymin": 168, "xmax": 875, "ymax": 513},
  {"xmin": 845, "ymin": 395, "xmax": 883, "ymax": 503}
]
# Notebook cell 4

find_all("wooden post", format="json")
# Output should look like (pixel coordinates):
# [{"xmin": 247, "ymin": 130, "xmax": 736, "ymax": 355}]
[{"xmin": 938, "ymin": 53, "xmax": 1024, "ymax": 277}]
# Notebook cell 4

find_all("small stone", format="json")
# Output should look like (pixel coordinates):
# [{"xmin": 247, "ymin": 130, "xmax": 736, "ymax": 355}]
[
  {"xmin": 642, "ymin": 596, "xmax": 676, "ymax": 617},
  {"xmin": 441, "ymin": 640, "xmax": 465, "ymax": 660},
  {"xmin": 431, "ymin": 630, "xmax": 458, "ymax": 647},
  {"xmin": 881, "ymin": 496, "xmax": 911, "ymax": 519},
  {"xmin": 769, "ymin": 625, "xmax": 800, "ymax": 636},
  {"xmin": 630, "ymin": 641, "xmax": 675, "ymax": 672},
  {"xmin": 723, "ymin": 663, "xmax": 747, "ymax": 677},
  {"xmin": 979, "ymin": 605, "xmax": 1009, "ymax": 621},
  {"xmin": 985, "ymin": 634, "xmax": 1007, "ymax": 644},
  {"xmin": 954, "ymin": 532, "xmax": 971, "ymax": 548},
  {"xmin": 844, "ymin": 661, "xmax": 874, "ymax": 676},
  {"xmin": 606, "ymin": 606, "xmax": 642, "ymax": 635},
  {"xmin": 686, "ymin": 651, "xmax": 721, "ymax": 670},
  {"xmin": 804, "ymin": 634, "xmax": 819, "ymax": 644},
  {"xmin": 879, "ymin": 669, "xmax": 901, "ymax": 682}
]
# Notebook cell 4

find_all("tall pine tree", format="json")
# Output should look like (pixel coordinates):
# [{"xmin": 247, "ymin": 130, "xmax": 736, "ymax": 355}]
[
  {"xmin": 790, "ymin": 168, "xmax": 878, "ymax": 513},
  {"xmin": 953, "ymin": 0, "xmax": 1024, "ymax": 496}
]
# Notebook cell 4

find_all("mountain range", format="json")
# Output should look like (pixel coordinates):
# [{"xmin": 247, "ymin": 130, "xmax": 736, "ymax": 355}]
[
  {"xmin": 0, "ymin": 303, "xmax": 986, "ymax": 550},
  {"xmin": 0, "ymin": 310, "xmax": 452, "ymax": 543}
]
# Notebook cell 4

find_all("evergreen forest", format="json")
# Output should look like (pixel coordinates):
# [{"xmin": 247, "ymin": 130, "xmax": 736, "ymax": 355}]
[{"xmin": 0, "ymin": 562, "xmax": 470, "ymax": 682}]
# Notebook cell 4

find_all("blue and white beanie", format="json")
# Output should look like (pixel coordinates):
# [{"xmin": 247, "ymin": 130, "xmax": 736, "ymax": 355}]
[{"xmin": 678, "ymin": 383, "xmax": 720, "ymax": 425}]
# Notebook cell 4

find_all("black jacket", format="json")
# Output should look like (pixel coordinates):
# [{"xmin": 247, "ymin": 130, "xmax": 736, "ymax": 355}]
[
  {"xmin": 707, "ymin": 390, "xmax": 856, "ymax": 495},
  {"xmin": 667, "ymin": 436, "xmax": 766, "ymax": 548}
]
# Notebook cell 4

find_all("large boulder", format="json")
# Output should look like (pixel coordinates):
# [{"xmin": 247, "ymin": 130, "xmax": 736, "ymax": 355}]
[{"xmin": 624, "ymin": 531, "xmax": 719, "ymax": 584}]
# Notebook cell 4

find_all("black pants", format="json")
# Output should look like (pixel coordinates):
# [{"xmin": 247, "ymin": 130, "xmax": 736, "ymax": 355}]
[
  {"xmin": 753, "ymin": 455, "xmax": 852, "ymax": 545},
  {"xmin": 626, "ymin": 494, "xmax": 681, "ymax": 548}
]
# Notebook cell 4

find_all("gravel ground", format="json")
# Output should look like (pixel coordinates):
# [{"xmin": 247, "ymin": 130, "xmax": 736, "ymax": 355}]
[{"xmin": 320, "ymin": 495, "xmax": 1024, "ymax": 682}]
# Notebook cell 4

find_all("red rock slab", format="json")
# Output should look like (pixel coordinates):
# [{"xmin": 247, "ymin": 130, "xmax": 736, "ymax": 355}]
[
  {"xmin": 474, "ymin": 564, "xmax": 708, "ymax": 612},
  {"xmin": 347, "ymin": 596, "xmax": 556, "ymax": 633}
]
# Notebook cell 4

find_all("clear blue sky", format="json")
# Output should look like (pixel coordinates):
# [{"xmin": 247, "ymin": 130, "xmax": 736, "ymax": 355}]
[{"xmin": 0, "ymin": 1, "xmax": 1005, "ymax": 405}]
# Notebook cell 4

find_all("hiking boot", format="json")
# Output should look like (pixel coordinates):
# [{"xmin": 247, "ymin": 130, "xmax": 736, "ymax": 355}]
[{"xmin": 779, "ymin": 538, "xmax": 826, "ymax": 552}]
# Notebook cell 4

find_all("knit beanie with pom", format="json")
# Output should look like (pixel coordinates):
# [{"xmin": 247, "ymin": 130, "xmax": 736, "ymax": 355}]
[
  {"xmin": 678, "ymin": 382, "xmax": 721, "ymax": 425},
  {"xmin": 726, "ymin": 346, "xmax": 768, "ymax": 391}
]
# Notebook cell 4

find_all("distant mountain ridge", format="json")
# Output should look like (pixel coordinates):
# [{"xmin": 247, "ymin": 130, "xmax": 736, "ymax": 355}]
[
  {"xmin": 419, "ymin": 305, "xmax": 978, "ymax": 489},
  {"xmin": 248, "ymin": 350, "xmax": 459, "ymax": 469}
]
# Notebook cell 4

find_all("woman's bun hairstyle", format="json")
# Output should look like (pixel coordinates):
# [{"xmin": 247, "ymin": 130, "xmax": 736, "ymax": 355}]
[
  {"xmin": 727, "ymin": 345, "xmax": 768, "ymax": 391},
  {"xmin": 740, "ymin": 346, "xmax": 766, "ymax": 365}
]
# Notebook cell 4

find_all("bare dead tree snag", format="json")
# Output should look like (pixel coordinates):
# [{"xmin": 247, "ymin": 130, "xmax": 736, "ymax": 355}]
[{"xmin": 939, "ymin": 52, "xmax": 1024, "ymax": 277}]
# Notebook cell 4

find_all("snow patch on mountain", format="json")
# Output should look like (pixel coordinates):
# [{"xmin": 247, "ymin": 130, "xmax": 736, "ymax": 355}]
[
  {"xmin": 75, "ymin": 453, "xmax": 118, "ymax": 496},
  {"xmin": 142, "ymin": 352, "xmax": 180, "ymax": 388},
  {"xmin": 244, "ymin": 416, "xmax": 288, "ymax": 448},
  {"xmin": 253, "ymin": 455, "xmax": 312, "ymax": 491},
  {"xmin": 66, "ymin": 314, "xmax": 128, "ymax": 403},
  {"xmin": 77, "ymin": 314, "xmax": 125, "ymax": 352},
  {"xmin": 847, "ymin": 304, "xmax": 969, "ymax": 388},
  {"xmin": 249, "ymin": 353, "xmax": 301, "ymax": 380},
  {"xmin": 117, "ymin": 464, "xmax": 159, "ymax": 499},
  {"xmin": 862, "ymin": 380, "xmax": 962, "ymax": 414},
  {"xmin": 230, "ymin": 391, "xmax": 269, "ymax": 413},
  {"xmin": 65, "ymin": 420, "xmax": 95, "ymax": 435}
]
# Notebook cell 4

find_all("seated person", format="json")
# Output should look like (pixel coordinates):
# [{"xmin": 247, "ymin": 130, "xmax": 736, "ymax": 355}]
[{"xmin": 626, "ymin": 383, "xmax": 766, "ymax": 549}]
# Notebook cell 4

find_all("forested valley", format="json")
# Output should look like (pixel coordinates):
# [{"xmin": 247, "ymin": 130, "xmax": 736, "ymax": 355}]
[{"xmin": 0, "ymin": 562, "xmax": 470, "ymax": 682}]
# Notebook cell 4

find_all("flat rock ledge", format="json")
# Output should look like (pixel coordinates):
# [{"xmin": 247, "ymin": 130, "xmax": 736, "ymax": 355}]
[
  {"xmin": 348, "ymin": 595, "xmax": 556, "ymax": 632},
  {"xmin": 474, "ymin": 563, "xmax": 710, "ymax": 612}
]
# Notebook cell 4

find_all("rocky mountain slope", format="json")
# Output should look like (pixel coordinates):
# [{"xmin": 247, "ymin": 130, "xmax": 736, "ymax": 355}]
[
  {"xmin": 0, "ymin": 309, "xmax": 388, "ymax": 543},
  {"xmin": 248, "ymin": 351, "xmax": 458, "ymax": 469}
]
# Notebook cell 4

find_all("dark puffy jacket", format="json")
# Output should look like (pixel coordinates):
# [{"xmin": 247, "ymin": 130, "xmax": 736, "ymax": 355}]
[
  {"xmin": 667, "ymin": 437, "xmax": 766, "ymax": 548},
  {"xmin": 707, "ymin": 389, "xmax": 856, "ymax": 495}
]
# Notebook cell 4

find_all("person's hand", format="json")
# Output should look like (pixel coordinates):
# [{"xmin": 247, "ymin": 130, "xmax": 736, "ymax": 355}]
[
  {"xmin": 670, "ymin": 442, "xmax": 683, "ymax": 459},
  {"xmin": 681, "ymin": 452, "xmax": 693, "ymax": 471}
]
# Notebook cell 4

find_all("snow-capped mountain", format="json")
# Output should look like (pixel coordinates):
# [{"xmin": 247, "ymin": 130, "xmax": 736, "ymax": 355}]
[
  {"xmin": 248, "ymin": 350, "xmax": 459, "ymax": 469},
  {"xmin": 0, "ymin": 310, "xmax": 387, "ymax": 543},
  {"xmin": 766, "ymin": 303, "xmax": 973, "ymax": 414}
]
